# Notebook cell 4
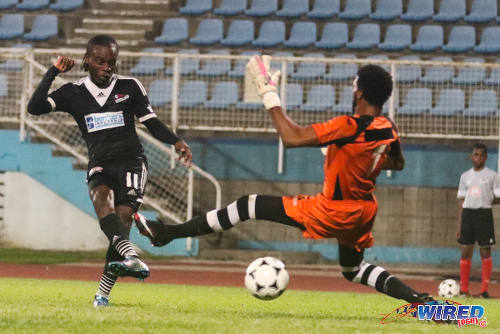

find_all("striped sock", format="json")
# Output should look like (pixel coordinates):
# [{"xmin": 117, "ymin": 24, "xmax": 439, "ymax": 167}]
[
  {"xmin": 350, "ymin": 261, "xmax": 393, "ymax": 293},
  {"xmin": 206, "ymin": 194, "xmax": 257, "ymax": 232},
  {"xmin": 96, "ymin": 272, "xmax": 117, "ymax": 298},
  {"xmin": 113, "ymin": 238, "xmax": 138, "ymax": 258}
]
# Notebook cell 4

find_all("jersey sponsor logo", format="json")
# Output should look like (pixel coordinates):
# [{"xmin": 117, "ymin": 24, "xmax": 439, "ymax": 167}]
[
  {"xmin": 85, "ymin": 111, "xmax": 125, "ymax": 133},
  {"xmin": 114, "ymin": 94, "xmax": 130, "ymax": 103}
]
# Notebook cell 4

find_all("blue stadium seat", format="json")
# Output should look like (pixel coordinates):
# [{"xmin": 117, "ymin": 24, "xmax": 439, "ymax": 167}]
[
  {"xmin": 420, "ymin": 57, "xmax": 454, "ymax": 84},
  {"xmin": 464, "ymin": 0, "xmax": 496, "ymax": 23},
  {"xmin": 0, "ymin": 43, "xmax": 31, "ymax": 71},
  {"xmin": 252, "ymin": 21, "xmax": 285, "ymax": 47},
  {"xmin": 315, "ymin": 22, "xmax": 347, "ymax": 49},
  {"xmin": 16, "ymin": 0, "xmax": 48, "ymax": 10},
  {"xmin": 196, "ymin": 49, "xmax": 230, "ymax": 76},
  {"xmin": 284, "ymin": 83, "xmax": 303, "ymax": 110},
  {"xmin": 347, "ymin": 23, "xmax": 380, "ymax": 50},
  {"xmin": 452, "ymin": 58, "xmax": 486, "ymax": 85},
  {"xmin": 301, "ymin": 85, "xmax": 335, "ymax": 112},
  {"xmin": 396, "ymin": 55, "xmax": 421, "ymax": 83},
  {"xmin": 245, "ymin": 0, "xmax": 277, "ymax": 17},
  {"xmin": 369, "ymin": 0, "xmax": 402, "ymax": 21},
  {"xmin": 214, "ymin": 0, "xmax": 246, "ymax": 16},
  {"xmin": 323, "ymin": 54, "xmax": 358, "ymax": 81},
  {"xmin": 0, "ymin": 74, "xmax": 7, "ymax": 98},
  {"xmin": 221, "ymin": 20, "xmax": 254, "ymax": 47},
  {"xmin": 165, "ymin": 49, "xmax": 200, "ymax": 75},
  {"xmin": 283, "ymin": 22, "xmax": 317, "ymax": 48},
  {"xmin": 276, "ymin": 0, "xmax": 309, "ymax": 18},
  {"xmin": 307, "ymin": 0, "xmax": 339, "ymax": 19},
  {"xmin": 178, "ymin": 80, "xmax": 207, "ymax": 108},
  {"xmin": 50, "ymin": 0, "xmax": 83, "ymax": 11},
  {"xmin": 24, "ymin": 14, "xmax": 57, "ymax": 41},
  {"xmin": 442, "ymin": 26, "xmax": 475, "ymax": 53},
  {"xmin": 0, "ymin": 14, "xmax": 24, "ymax": 40},
  {"xmin": 154, "ymin": 18, "xmax": 188, "ymax": 45},
  {"xmin": 383, "ymin": 91, "xmax": 399, "ymax": 114},
  {"xmin": 433, "ymin": 0, "xmax": 465, "ymax": 22},
  {"xmin": 339, "ymin": 0, "xmax": 371, "ymax": 19},
  {"xmin": 401, "ymin": 0, "xmax": 434, "ymax": 21},
  {"xmin": 409, "ymin": 25, "xmax": 443, "ymax": 52},
  {"xmin": 189, "ymin": 19, "xmax": 223, "ymax": 46},
  {"xmin": 464, "ymin": 90, "xmax": 498, "ymax": 117},
  {"xmin": 180, "ymin": 0, "xmax": 212, "ymax": 15},
  {"xmin": 204, "ymin": 81, "xmax": 238, "ymax": 108},
  {"xmin": 291, "ymin": 53, "xmax": 325, "ymax": 80},
  {"xmin": 378, "ymin": 24, "xmax": 411, "ymax": 51},
  {"xmin": 235, "ymin": 101, "xmax": 262, "ymax": 110},
  {"xmin": 474, "ymin": 27, "xmax": 500, "ymax": 54},
  {"xmin": 0, "ymin": 0, "xmax": 18, "ymax": 9},
  {"xmin": 228, "ymin": 51, "xmax": 260, "ymax": 78},
  {"xmin": 431, "ymin": 89, "xmax": 464, "ymax": 116},
  {"xmin": 398, "ymin": 88, "xmax": 431, "ymax": 115},
  {"xmin": 130, "ymin": 48, "xmax": 164, "ymax": 75},
  {"xmin": 148, "ymin": 79, "xmax": 172, "ymax": 107},
  {"xmin": 367, "ymin": 54, "xmax": 390, "ymax": 71},
  {"xmin": 484, "ymin": 60, "xmax": 500, "ymax": 86},
  {"xmin": 333, "ymin": 86, "xmax": 353, "ymax": 114},
  {"xmin": 270, "ymin": 51, "xmax": 294, "ymax": 75}
]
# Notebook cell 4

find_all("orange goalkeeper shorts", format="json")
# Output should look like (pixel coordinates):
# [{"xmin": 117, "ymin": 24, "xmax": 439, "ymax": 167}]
[{"xmin": 282, "ymin": 193, "xmax": 378, "ymax": 251}]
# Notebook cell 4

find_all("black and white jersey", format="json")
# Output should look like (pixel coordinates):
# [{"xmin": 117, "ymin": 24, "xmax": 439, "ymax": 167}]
[{"xmin": 47, "ymin": 75, "xmax": 157, "ymax": 163}]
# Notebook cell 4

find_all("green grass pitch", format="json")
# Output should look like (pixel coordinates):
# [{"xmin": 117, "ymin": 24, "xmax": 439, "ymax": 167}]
[{"xmin": 0, "ymin": 278, "xmax": 498, "ymax": 334}]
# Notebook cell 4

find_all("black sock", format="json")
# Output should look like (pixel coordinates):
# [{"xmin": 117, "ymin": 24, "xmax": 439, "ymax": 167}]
[
  {"xmin": 166, "ymin": 215, "xmax": 213, "ymax": 239},
  {"xmin": 99, "ymin": 214, "xmax": 137, "ymax": 258},
  {"xmin": 385, "ymin": 276, "xmax": 421, "ymax": 303}
]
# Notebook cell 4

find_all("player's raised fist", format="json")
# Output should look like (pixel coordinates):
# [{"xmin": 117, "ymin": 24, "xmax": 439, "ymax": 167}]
[
  {"xmin": 246, "ymin": 55, "xmax": 281, "ymax": 110},
  {"xmin": 54, "ymin": 56, "xmax": 75, "ymax": 73}
]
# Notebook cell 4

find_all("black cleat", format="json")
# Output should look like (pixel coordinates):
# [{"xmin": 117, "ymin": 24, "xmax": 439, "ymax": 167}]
[
  {"xmin": 479, "ymin": 291, "xmax": 490, "ymax": 299},
  {"xmin": 459, "ymin": 290, "xmax": 471, "ymax": 298},
  {"xmin": 106, "ymin": 256, "xmax": 150, "ymax": 280},
  {"xmin": 133, "ymin": 212, "xmax": 172, "ymax": 247},
  {"xmin": 410, "ymin": 293, "xmax": 457, "ymax": 325}
]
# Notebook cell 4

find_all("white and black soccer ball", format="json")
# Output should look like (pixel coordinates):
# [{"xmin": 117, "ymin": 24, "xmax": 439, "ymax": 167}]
[
  {"xmin": 244, "ymin": 256, "xmax": 289, "ymax": 300},
  {"xmin": 438, "ymin": 279, "xmax": 460, "ymax": 298}
]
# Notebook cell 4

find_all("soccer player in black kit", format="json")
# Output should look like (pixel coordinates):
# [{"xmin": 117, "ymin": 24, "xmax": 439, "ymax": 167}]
[{"xmin": 27, "ymin": 35, "xmax": 192, "ymax": 308}]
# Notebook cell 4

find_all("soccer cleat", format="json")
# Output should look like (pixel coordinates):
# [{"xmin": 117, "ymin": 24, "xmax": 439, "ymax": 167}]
[
  {"xmin": 479, "ymin": 291, "xmax": 490, "ymax": 298},
  {"xmin": 411, "ymin": 293, "xmax": 457, "ymax": 325},
  {"xmin": 133, "ymin": 212, "xmax": 172, "ymax": 247},
  {"xmin": 93, "ymin": 294, "xmax": 109, "ymax": 308},
  {"xmin": 105, "ymin": 256, "xmax": 150, "ymax": 280},
  {"xmin": 459, "ymin": 290, "xmax": 471, "ymax": 298}
]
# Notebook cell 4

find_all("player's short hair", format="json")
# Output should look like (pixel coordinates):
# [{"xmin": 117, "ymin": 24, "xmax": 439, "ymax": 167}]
[
  {"xmin": 83, "ymin": 35, "xmax": 118, "ymax": 71},
  {"xmin": 472, "ymin": 143, "xmax": 487, "ymax": 154},
  {"xmin": 356, "ymin": 64, "xmax": 393, "ymax": 108}
]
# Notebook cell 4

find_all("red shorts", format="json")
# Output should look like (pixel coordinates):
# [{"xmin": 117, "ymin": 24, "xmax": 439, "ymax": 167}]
[{"xmin": 282, "ymin": 193, "xmax": 378, "ymax": 251}]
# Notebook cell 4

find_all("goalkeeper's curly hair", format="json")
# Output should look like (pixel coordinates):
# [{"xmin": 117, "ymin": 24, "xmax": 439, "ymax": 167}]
[{"xmin": 357, "ymin": 64, "xmax": 393, "ymax": 109}]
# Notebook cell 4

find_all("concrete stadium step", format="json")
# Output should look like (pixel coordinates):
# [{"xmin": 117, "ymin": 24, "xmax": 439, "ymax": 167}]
[
  {"xmin": 66, "ymin": 37, "xmax": 143, "ymax": 47},
  {"xmin": 74, "ymin": 28, "xmax": 146, "ymax": 40},
  {"xmin": 196, "ymin": 248, "xmax": 324, "ymax": 265},
  {"xmin": 89, "ymin": 0, "xmax": 172, "ymax": 16},
  {"xmin": 81, "ymin": 18, "xmax": 153, "ymax": 31}
]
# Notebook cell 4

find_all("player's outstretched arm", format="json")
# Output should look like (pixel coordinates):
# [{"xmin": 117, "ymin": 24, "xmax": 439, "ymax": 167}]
[
  {"xmin": 246, "ymin": 55, "xmax": 318, "ymax": 148},
  {"xmin": 27, "ymin": 56, "xmax": 74, "ymax": 115},
  {"xmin": 381, "ymin": 139, "xmax": 405, "ymax": 170}
]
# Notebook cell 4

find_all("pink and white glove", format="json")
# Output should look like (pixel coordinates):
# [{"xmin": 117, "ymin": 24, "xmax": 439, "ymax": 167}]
[{"xmin": 246, "ymin": 55, "xmax": 281, "ymax": 110}]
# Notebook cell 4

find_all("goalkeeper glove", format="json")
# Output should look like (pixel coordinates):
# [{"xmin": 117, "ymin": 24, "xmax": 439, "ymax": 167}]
[{"xmin": 246, "ymin": 55, "xmax": 281, "ymax": 110}]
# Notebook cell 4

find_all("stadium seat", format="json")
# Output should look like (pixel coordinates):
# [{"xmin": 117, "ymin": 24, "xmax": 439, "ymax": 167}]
[
  {"xmin": 398, "ymin": 88, "xmax": 432, "ymax": 115},
  {"xmin": 347, "ymin": 23, "xmax": 380, "ymax": 50},
  {"xmin": 0, "ymin": 0, "xmax": 18, "ymax": 9},
  {"xmin": 228, "ymin": 51, "xmax": 260, "ymax": 78},
  {"xmin": 189, "ymin": 19, "xmax": 223, "ymax": 46},
  {"xmin": 333, "ymin": 86, "xmax": 353, "ymax": 114},
  {"xmin": 276, "ymin": 0, "xmax": 309, "ymax": 18},
  {"xmin": 50, "ymin": 0, "xmax": 83, "ymax": 11},
  {"xmin": 474, "ymin": 27, "xmax": 500, "ymax": 54},
  {"xmin": 484, "ymin": 60, "xmax": 500, "ymax": 86},
  {"xmin": 464, "ymin": 0, "xmax": 496, "ymax": 23},
  {"xmin": 339, "ymin": 0, "xmax": 371, "ymax": 19},
  {"xmin": 283, "ymin": 22, "xmax": 317, "ymax": 48},
  {"xmin": 464, "ymin": 90, "xmax": 498, "ymax": 117},
  {"xmin": 369, "ymin": 0, "xmax": 402, "ymax": 21},
  {"xmin": 401, "ymin": 0, "xmax": 434, "ymax": 21},
  {"xmin": 154, "ymin": 18, "xmax": 188, "ymax": 45},
  {"xmin": 409, "ymin": 25, "xmax": 443, "ymax": 52},
  {"xmin": 442, "ymin": 26, "xmax": 475, "ymax": 53},
  {"xmin": 148, "ymin": 79, "xmax": 172, "ymax": 107},
  {"xmin": 452, "ymin": 58, "xmax": 486, "ymax": 85},
  {"xmin": 284, "ymin": 83, "xmax": 303, "ymax": 110},
  {"xmin": 367, "ymin": 54, "xmax": 390, "ymax": 71},
  {"xmin": 179, "ymin": 0, "xmax": 212, "ymax": 15},
  {"xmin": 221, "ymin": 20, "xmax": 254, "ymax": 47},
  {"xmin": 0, "ymin": 43, "xmax": 31, "ymax": 71},
  {"xmin": 245, "ymin": 0, "xmax": 277, "ymax": 17},
  {"xmin": 196, "ymin": 49, "xmax": 230, "ymax": 76},
  {"xmin": 301, "ymin": 85, "xmax": 335, "ymax": 112},
  {"xmin": 315, "ymin": 22, "xmax": 348, "ymax": 49},
  {"xmin": 291, "ymin": 53, "xmax": 325, "ymax": 80},
  {"xmin": 178, "ymin": 80, "xmax": 207, "ymax": 108},
  {"xmin": 430, "ymin": 89, "xmax": 464, "ymax": 116},
  {"xmin": 307, "ymin": 0, "xmax": 339, "ymax": 19},
  {"xmin": 270, "ymin": 51, "xmax": 294, "ymax": 75},
  {"xmin": 383, "ymin": 91, "xmax": 399, "ymax": 115},
  {"xmin": 378, "ymin": 24, "xmax": 411, "ymax": 51},
  {"xmin": 214, "ymin": 0, "xmax": 246, "ymax": 16},
  {"xmin": 433, "ymin": 0, "xmax": 465, "ymax": 22},
  {"xmin": 204, "ymin": 81, "xmax": 238, "ymax": 108},
  {"xmin": 24, "ymin": 14, "xmax": 57, "ymax": 41},
  {"xmin": 420, "ymin": 57, "xmax": 454, "ymax": 84},
  {"xmin": 323, "ymin": 54, "xmax": 358, "ymax": 81},
  {"xmin": 252, "ymin": 21, "xmax": 285, "ymax": 47},
  {"xmin": 165, "ymin": 49, "xmax": 199, "ymax": 76},
  {"xmin": 0, "ymin": 74, "xmax": 7, "ymax": 98},
  {"xmin": 16, "ymin": 0, "xmax": 48, "ymax": 10},
  {"xmin": 0, "ymin": 14, "xmax": 24, "ymax": 40},
  {"xmin": 396, "ymin": 55, "xmax": 421, "ymax": 83},
  {"xmin": 130, "ymin": 48, "xmax": 164, "ymax": 75}
]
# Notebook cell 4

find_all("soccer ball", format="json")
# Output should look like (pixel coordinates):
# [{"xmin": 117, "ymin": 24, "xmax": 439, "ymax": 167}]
[
  {"xmin": 244, "ymin": 257, "xmax": 289, "ymax": 300},
  {"xmin": 438, "ymin": 279, "xmax": 460, "ymax": 298}
]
